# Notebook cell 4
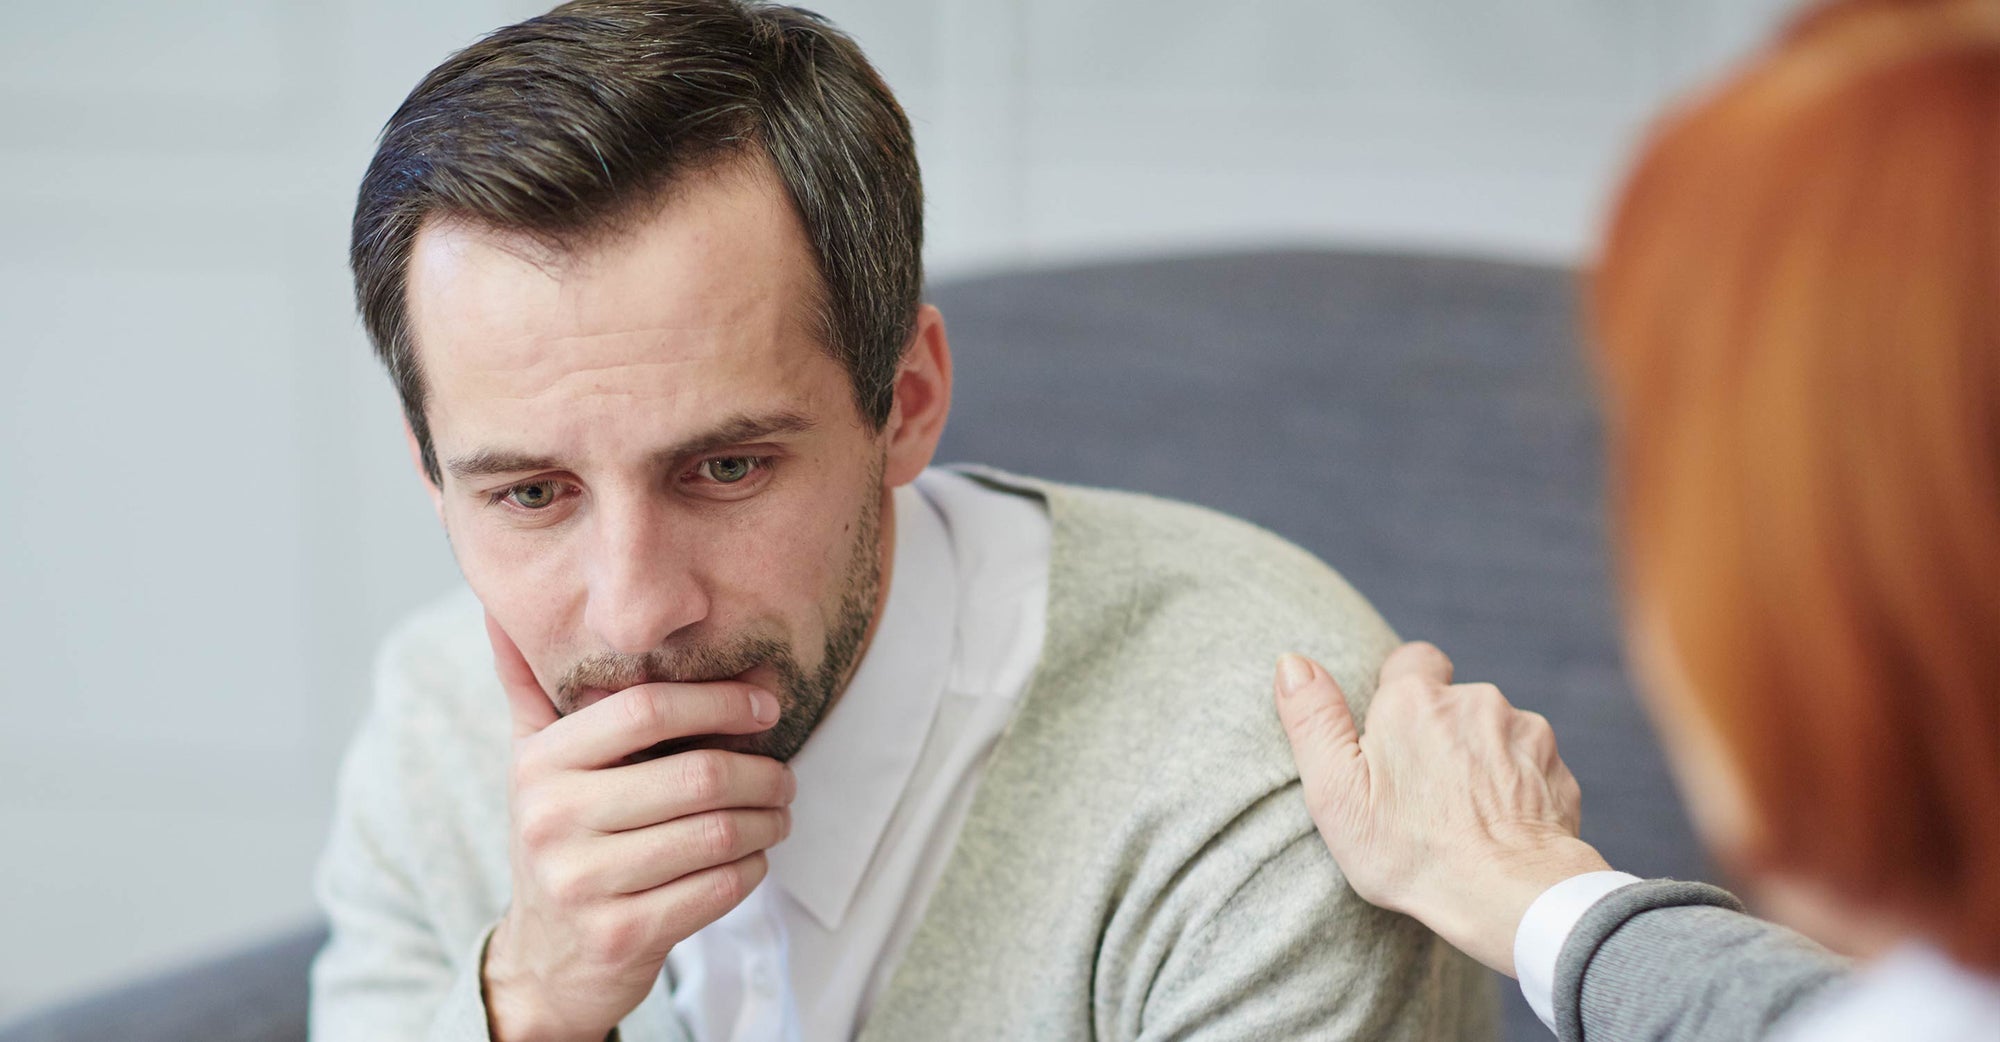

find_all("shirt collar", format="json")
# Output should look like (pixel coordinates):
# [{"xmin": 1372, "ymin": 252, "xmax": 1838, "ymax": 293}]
[{"xmin": 765, "ymin": 481, "xmax": 958, "ymax": 931}]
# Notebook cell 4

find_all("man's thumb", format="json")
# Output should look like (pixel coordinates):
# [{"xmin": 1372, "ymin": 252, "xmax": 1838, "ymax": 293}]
[
  {"xmin": 485, "ymin": 611, "xmax": 560, "ymax": 737},
  {"xmin": 1274, "ymin": 653, "xmax": 1366, "ymax": 797}
]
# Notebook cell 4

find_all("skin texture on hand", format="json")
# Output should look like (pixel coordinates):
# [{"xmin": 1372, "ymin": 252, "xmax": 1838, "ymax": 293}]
[
  {"xmin": 1274, "ymin": 641, "xmax": 1612, "ymax": 977},
  {"xmin": 481, "ymin": 614, "xmax": 797, "ymax": 1042}
]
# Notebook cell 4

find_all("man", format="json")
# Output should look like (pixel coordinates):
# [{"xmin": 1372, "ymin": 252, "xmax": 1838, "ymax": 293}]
[{"xmin": 311, "ymin": 2, "xmax": 1493, "ymax": 1040}]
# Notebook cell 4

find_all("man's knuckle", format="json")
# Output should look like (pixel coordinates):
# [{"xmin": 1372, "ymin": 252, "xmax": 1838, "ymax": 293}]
[
  {"xmin": 704, "ymin": 686, "xmax": 749, "ymax": 726},
  {"xmin": 585, "ymin": 913, "xmax": 641, "ymax": 964},
  {"xmin": 516, "ymin": 795, "xmax": 568, "ymax": 849},
  {"xmin": 701, "ymin": 812, "xmax": 741, "ymax": 859},
  {"xmin": 680, "ymin": 751, "xmax": 727, "ymax": 802},
  {"xmin": 705, "ymin": 863, "xmax": 748, "ymax": 907},
  {"xmin": 620, "ymin": 690, "xmax": 663, "ymax": 734},
  {"xmin": 546, "ymin": 863, "xmax": 594, "ymax": 906}
]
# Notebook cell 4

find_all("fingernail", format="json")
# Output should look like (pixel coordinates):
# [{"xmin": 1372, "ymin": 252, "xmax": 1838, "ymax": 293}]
[
  {"xmin": 1277, "ymin": 654, "xmax": 1315, "ymax": 697},
  {"xmin": 751, "ymin": 691, "xmax": 780, "ymax": 724},
  {"xmin": 783, "ymin": 766, "xmax": 798, "ymax": 801}
]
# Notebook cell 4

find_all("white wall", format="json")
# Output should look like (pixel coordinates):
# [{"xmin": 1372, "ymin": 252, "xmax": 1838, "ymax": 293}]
[{"xmin": 0, "ymin": 0, "xmax": 1797, "ymax": 1019}]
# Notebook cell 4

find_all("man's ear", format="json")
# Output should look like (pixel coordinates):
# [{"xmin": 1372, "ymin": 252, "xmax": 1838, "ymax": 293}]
[
  {"xmin": 882, "ymin": 304, "xmax": 953, "ymax": 488},
  {"xmin": 403, "ymin": 419, "xmax": 446, "ymax": 523}
]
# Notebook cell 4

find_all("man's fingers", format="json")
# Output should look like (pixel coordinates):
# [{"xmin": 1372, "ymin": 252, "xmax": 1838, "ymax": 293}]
[
  {"xmin": 543, "ymin": 682, "xmax": 780, "ymax": 770},
  {"xmin": 623, "ymin": 851, "xmax": 771, "ymax": 948},
  {"xmin": 1379, "ymin": 640, "xmax": 1455, "ymax": 689},
  {"xmin": 487, "ymin": 612, "xmax": 560, "ymax": 737},
  {"xmin": 1274, "ymin": 654, "xmax": 1367, "ymax": 817},
  {"xmin": 595, "ymin": 808, "xmax": 792, "ymax": 894},
  {"xmin": 581, "ymin": 751, "xmax": 796, "ymax": 833}
]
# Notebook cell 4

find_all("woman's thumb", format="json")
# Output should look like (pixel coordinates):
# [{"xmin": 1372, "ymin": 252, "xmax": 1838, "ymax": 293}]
[{"xmin": 1275, "ymin": 653, "xmax": 1367, "ymax": 819}]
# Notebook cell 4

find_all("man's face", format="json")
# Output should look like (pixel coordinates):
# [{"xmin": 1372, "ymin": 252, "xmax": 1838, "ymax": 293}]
[{"xmin": 404, "ymin": 157, "xmax": 891, "ymax": 761}]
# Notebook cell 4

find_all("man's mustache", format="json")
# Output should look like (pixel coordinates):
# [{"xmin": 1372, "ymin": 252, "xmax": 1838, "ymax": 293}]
[{"xmin": 553, "ymin": 635, "xmax": 790, "ymax": 714}]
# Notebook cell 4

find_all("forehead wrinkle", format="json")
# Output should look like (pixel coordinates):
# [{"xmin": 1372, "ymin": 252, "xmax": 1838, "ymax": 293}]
[
  {"xmin": 481, "ymin": 333, "xmax": 822, "ymax": 403},
  {"xmin": 414, "ymin": 153, "xmax": 839, "ymax": 429},
  {"xmin": 508, "ymin": 322, "xmax": 829, "ymax": 391}
]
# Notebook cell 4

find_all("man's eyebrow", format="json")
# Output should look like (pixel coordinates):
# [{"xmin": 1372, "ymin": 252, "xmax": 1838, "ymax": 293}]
[
  {"xmin": 650, "ymin": 410, "xmax": 818, "ymax": 466},
  {"xmin": 443, "ymin": 450, "xmax": 564, "ymax": 481},
  {"xmin": 441, "ymin": 411, "xmax": 818, "ymax": 482}
]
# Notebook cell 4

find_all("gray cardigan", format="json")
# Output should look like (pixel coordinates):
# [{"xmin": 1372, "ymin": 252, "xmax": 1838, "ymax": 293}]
[
  {"xmin": 311, "ymin": 473, "xmax": 1495, "ymax": 1041},
  {"xmin": 1552, "ymin": 879, "xmax": 1849, "ymax": 1041}
]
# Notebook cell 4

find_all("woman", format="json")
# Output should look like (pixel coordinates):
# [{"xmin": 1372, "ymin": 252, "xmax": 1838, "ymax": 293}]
[{"xmin": 1275, "ymin": 1, "xmax": 2000, "ymax": 1038}]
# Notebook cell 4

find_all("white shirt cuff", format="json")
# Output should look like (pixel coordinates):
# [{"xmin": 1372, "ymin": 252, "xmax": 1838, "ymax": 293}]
[{"xmin": 1515, "ymin": 870, "xmax": 1643, "ymax": 1033}]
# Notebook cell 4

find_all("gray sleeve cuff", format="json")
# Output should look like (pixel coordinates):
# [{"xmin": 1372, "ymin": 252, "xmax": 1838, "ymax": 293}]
[
  {"xmin": 1551, "ymin": 879, "xmax": 1744, "ymax": 1042},
  {"xmin": 427, "ymin": 922, "xmax": 501, "ymax": 1042}
]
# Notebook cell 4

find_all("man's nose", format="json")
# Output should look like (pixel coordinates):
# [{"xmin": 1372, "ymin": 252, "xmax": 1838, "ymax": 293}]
[{"xmin": 582, "ymin": 499, "xmax": 710, "ymax": 655}]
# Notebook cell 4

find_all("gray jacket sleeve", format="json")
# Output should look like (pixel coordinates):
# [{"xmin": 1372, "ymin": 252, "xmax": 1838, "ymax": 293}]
[{"xmin": 1552, "ymin": 879, "xmax": 1849, "ymax": 1042}]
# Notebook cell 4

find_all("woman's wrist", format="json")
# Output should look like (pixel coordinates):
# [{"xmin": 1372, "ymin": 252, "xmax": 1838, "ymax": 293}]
[{"xmin": 1419, "ymin": 833, "xmax": 1614, "ymax": 977}]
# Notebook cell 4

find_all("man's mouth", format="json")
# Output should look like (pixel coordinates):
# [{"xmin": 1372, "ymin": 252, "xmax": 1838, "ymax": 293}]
[
  {"xmin": 569, "ymin": 664, "xmax": 766, "ymax": 716},
  {"xmin": 571, "ymin": 686, "xmax": 617, "ymax": 713}
]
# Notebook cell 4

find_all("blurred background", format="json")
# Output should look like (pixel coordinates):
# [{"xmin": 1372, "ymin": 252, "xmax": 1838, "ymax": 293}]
[{"xmin": 0, "ymin": 0, "xmax": 1800, "ymax": 1024}]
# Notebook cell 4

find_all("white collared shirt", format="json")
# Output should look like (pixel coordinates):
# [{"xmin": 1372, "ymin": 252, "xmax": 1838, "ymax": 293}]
[{"xmin": 662, "ymin": 467, "xmax": 1051, "ymax": 1042}]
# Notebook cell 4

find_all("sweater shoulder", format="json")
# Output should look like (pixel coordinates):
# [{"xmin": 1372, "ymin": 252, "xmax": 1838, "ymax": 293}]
[
  {"xmin": 1046, "ymin": 479, "xmax": 1398, "ymax": 702},
  {"xmin": 978, "ymin": 474, "xmax": 1400, "ymax": 795},
  {"xmin": 1059, "ymin": 482, "xmax": 1381, "ymax": 622},
  {"xmin": 361, "ymin": 586, "xmax": 511, "ymax": 787},
  {"xmin": 373, "ymin": 586, "xmax": 499, "ymax": 715}
]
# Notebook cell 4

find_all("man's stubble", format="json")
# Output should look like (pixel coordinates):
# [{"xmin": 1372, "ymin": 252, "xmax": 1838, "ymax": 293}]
[{"xmin": 551, "ymin": 461, "xmax": 885, "ymax": 763}]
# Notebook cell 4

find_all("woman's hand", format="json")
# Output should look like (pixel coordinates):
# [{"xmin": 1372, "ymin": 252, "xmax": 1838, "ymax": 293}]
[{"xmin": 1274, "ymin": 641, "xmax": 1612, "ymax": 976}]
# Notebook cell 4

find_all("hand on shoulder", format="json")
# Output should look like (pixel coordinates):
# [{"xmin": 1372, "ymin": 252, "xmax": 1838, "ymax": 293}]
[{"xmin": 1274, "ymin": 641, "xmax": 1612, "ymax": 976}]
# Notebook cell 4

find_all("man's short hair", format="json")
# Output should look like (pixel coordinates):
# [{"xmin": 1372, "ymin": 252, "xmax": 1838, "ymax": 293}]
[{"xmin": 351, "ymin": 0, "xmax": 924, "ymax": 483}]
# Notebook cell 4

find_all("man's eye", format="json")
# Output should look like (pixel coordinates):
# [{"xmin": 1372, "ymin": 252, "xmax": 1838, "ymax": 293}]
[
  {"xmin": 699, "ymin": 457, "xmax": 760, "ymax": 484},
  {"xmin": 505, "ymin": 482, "xmax": 562, "ymax": 509}
]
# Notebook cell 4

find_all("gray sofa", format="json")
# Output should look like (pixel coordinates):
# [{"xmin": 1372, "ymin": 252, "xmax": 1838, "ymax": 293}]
[{"xmin": 0, "ymin": 249, "xmax": 1709, "ymax": 1042}]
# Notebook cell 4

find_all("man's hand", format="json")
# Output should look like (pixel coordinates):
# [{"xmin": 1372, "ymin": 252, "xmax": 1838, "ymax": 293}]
[
  {"xmin": 481, "ymin": 615, "xmax": 796, "ymax": 1042},
  {"xmin": 1274, "ymin": 642, "xmax": 1611, "ymax": 977}
]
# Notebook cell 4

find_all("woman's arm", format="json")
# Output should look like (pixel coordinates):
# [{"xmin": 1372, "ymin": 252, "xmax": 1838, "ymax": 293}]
[{"xmin": 1273, "ymin": 644, "xmax": 1847, "ymax": 1039}]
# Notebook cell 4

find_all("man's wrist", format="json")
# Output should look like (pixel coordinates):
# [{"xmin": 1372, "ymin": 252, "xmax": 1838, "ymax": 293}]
[{"xmin": 482, "ymin": 917, "xmax": 606, "ymax": 1042}]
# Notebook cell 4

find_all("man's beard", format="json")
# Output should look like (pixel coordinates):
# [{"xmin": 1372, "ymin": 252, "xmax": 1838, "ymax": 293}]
[{"xmin": 550, "ymin": 484, "xmax": 882, "ymax": 763}]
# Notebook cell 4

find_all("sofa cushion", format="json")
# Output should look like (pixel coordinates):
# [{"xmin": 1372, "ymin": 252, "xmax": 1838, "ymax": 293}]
[{"xmin": 0, "ymin": 923, "xmax": 324, "ymax": 1042}]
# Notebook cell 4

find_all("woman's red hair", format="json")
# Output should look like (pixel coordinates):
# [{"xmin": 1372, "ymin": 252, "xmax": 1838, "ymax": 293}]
[{"xmin": 1593, "ymin": 0, "xmax": 2000, "ymax": 969}]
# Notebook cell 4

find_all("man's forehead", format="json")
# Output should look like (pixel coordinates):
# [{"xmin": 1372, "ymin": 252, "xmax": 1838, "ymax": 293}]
[{"xmin": 404, "ymin": 156, "xmax": 827, "ymax": 395}]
